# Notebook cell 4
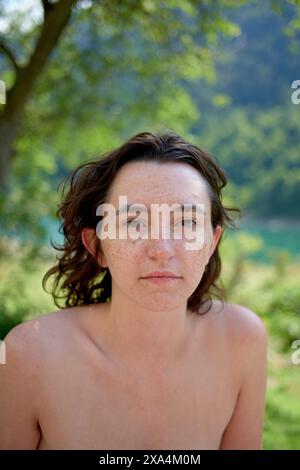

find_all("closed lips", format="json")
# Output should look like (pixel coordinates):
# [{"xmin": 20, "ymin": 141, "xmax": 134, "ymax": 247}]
[{"xmin": 142, "ymin": 271, "xmax": 180, "ymax": 278}]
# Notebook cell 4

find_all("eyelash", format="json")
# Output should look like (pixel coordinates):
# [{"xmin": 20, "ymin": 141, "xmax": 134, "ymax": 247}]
[{"xmin": 182, "ymin": 219, "xmax": 198, "ymax": 226}]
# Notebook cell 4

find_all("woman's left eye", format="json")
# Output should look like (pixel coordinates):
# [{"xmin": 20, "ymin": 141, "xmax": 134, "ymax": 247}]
[{"xmin": 179, "ymin": 219, "xmax": 197, "ymax": 227}]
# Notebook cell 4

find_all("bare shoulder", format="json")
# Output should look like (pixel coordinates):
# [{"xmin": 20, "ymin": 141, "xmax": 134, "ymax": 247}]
[
  {"xmin": 3, "ymin": 308, "xmax": 71, "ymax": 347},
  {"xmin": 211, "ymin": 300, "xmax": 268, "ymax": 345},
  {"xmin": 2, "ymin": 307, "xmax": 85, "ymax": 372},
  {"xmin": 215, "ymin": 302, "xmax": 268, "ymax": 449},
  {"xmin": 211, "ymin": 300, "xmax": 268, "ymax": 392},
  {"xmin": 0, "ymin": 313, "xmax": 55, "ymax": 449},
  {"xmin": 0, "ymin": 308, "xmax": 81, "ymax": 450},
  {"xmin": 0, "ymin": 312, "xmax": 57, "ymax": 399}
]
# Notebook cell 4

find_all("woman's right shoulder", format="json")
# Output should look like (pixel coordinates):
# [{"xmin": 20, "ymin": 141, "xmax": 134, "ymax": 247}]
[
  {"xmin": 2, "ymin": 307, "xmax": 81, "ymax": 363},
  {"xmin": 0, "ymin": 311, "xmax": 68, "ymax": 450}
]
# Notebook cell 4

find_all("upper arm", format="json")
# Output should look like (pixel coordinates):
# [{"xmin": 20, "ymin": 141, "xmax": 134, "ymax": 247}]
[
  {"xmin": 0, "ymin": 323, "xmax": 42, "ymax": 449},
  {"xmin": 220, "ymin": 306, "xmax": 268, "ymax": 450}
]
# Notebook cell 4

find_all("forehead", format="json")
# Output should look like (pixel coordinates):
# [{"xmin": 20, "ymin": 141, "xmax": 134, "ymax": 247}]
[{"xmin": 106, "ymin": 161, "xmax": 210, "ymax": 205}]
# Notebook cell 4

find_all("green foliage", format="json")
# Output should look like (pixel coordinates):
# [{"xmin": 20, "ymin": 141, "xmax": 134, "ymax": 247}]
[
  {"xmin": 0, "ymin": 240, "xmax": 55, "ymax": 339},
  {"xmin": 1, "ymin": 0, "xmax": 300, "ymax": 248},
  {"xmin": 220, "ymin": 231, "xmax": 300, "ymax": 449},
  {"xmin": 196, "ymin": 105, "xmax": 300, "ymax": 218},
  {"xmin": 264, "ymin": 357, "xmax": 300, "ymax": 449},
  {"xmin": 192, "ymin": 0, "xmax": 300, "ymax": 108},
  {"xmin": 221, "ymin": 230, "xmax": 300, "ymax": 353},
  {"xmin": 0, "ymin": 0, "xmax": 246, "ymax": 248},
  {"xmin": 262, "ymin": 281, "xmax": 300, "ymax": 351}
]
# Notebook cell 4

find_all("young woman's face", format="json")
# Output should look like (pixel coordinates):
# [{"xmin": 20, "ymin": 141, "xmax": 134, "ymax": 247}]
[{"xmin": 94, "ymin": 161, "xmax": 222, "ymax": 311}]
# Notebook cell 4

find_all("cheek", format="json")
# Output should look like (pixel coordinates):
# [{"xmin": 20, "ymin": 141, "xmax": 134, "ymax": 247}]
[
  {"xmin": 185, "ymin": 249, "xmax": 208, "ymax": 270},
  {"xmin": 100, "ymin": 240, "xmax": 139, "ymax": 276},
  {"xmin": 181, "ymin": 238, "xmax": 211, "ymax": 278}
]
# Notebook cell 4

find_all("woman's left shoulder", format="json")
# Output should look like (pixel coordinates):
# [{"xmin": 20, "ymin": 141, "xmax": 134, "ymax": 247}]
[{"xmin": 214, "ymin": 301, "xmax": 268, "ymax": 346}]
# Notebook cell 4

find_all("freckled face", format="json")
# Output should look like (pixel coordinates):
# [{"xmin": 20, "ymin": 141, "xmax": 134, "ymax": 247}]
[{"xmin": 98, "ymin": 161, "xmax": 218, "ymax": 311}]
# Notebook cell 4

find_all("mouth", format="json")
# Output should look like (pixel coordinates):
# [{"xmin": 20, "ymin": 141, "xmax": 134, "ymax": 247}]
[
  {"xmin": 141, "ymin": 271, "xmax": 180, "ymax": 279},
  {"xmin": 141, "ymin": 275, "xmax": 181, "ymax": 284},
  {"xmin": 142, "ymin": 276, "xmax": 179, "ymax": 278},
  {"xmin": 140, "ymin": 270, "xmax": 182, "ymax": 284}
]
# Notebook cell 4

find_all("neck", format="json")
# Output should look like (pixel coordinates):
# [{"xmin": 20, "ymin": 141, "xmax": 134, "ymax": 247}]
[{"xmin": 100, "ymin": 293, "xmax": 195, "ymax": 372}]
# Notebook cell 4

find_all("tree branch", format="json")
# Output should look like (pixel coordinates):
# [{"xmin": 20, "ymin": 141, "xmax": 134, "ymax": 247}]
[
  {"xmin": 41, "ymin": 0, "xmax": 54, "ymax": 15},
  {"xmin": 4, "ymin": 0, "xmax": 77, "ymax": 118},
  {"xmin": 0, "ymin": 40, "xmax": 20, "ymax": 73}
]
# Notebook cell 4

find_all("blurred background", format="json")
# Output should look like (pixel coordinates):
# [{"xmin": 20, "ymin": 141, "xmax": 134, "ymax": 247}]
[{"xmin": 0, "ymin": 0, "xmax": 299, "ymax": 449}]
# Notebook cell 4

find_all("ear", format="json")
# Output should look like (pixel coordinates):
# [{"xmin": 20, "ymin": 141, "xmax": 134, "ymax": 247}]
[
  {"xmin": 81, "ymin": 227, "xmax": 108, "ymax": 268},
  {"xmin": 209, "ymin": 225, "xmax": 222, "ymax": 258}
]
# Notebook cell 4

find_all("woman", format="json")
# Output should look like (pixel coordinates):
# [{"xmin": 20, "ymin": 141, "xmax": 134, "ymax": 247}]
[{"xmin": 0, "ymin": 131, "xmax": 268, "ymax": 450}]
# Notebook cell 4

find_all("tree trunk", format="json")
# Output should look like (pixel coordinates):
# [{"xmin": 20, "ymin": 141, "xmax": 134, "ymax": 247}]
[
  {"xmin": 0, "ymin": 0, "xmax": 77, "ymax": 188},
  {"xmin": 0, "ymin": 113, "xmax": 20, "ymax": 188}
]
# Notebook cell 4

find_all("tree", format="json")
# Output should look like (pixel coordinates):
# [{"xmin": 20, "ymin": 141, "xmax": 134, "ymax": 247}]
[
  {"xmin": 0, "ymin": 0, "xmax": 77, "ymax": 187},
  {"xmin": 0, "ymin": 0, "xmax": 244, "ymax": 188}
]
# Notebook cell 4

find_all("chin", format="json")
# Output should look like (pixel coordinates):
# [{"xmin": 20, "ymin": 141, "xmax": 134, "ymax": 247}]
[{"xmin": 137, "ymin": 296, "xmax": 185, "ymax": 312}]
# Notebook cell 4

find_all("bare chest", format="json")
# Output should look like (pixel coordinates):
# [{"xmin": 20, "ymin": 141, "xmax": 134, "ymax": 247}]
[{"xmin": 37, "ymin": 343, "xmax": 238, "ymax": 450}]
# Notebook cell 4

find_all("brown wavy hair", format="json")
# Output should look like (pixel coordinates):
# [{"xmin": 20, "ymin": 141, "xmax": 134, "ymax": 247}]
[{"xmin": 43, "ymin": 130, "xmax": 240, "ymax": 314}]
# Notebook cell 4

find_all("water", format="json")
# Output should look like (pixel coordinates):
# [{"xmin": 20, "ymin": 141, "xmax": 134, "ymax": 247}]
[{"xmin": 227, "ymin": 218, "xmax": 300, "ymax": 263}]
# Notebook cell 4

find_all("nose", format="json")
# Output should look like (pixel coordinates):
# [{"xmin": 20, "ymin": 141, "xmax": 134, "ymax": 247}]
[
  {"xmin": 146, "ymin": 229, "xmax": 176, "ymax": 260},
  {"xmin": 143, "ymin": 212, "xmax": 179, "ymax": 259}
]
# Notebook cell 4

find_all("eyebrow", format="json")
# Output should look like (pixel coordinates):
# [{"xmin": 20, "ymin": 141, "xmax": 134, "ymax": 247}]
[{"xmin": 116, "ymin": 204, "xmax": 207, "ymax": 216}]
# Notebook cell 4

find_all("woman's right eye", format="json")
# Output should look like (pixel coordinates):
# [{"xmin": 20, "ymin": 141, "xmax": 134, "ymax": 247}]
[{"xmin": 126, "ymin": 219, "xmax": 146, "ymax": 228}]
